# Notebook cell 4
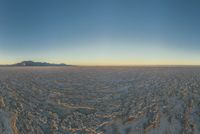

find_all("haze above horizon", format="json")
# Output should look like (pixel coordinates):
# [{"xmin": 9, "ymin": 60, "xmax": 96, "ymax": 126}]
[{"xmin": 1, "ymin": 0, "xmax": 200, "ymax": 65}]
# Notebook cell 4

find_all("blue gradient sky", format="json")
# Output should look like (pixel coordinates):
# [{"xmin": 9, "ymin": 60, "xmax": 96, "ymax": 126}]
[{"xmin": 0, "ymin": 0, "xmax": 200, "ymax": 65}]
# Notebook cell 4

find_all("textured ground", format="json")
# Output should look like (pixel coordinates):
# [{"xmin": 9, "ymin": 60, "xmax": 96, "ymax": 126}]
[{"xmin": 0, "ymin": 66, "xmax": 200, "ymax": 134}]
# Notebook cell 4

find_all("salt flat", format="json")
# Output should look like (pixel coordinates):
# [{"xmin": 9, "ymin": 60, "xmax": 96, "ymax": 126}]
[{"xmin": 0, "ymin": 66, "xmax": 200, "ymax": 134}]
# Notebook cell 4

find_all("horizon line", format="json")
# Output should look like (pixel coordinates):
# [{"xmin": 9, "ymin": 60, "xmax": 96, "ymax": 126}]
[
  {"xmin": 2, "ymin": 60, "xmax": 200, "ymax": 67},
  {"xmin": 0, "ymin": 62, "xmax": 200, "ymax": 67}
]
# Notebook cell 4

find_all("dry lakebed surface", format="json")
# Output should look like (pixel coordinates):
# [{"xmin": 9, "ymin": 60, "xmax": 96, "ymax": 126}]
[{"xmin": 0, "ymin": 66, "xmax": 200, "ymax": 134}]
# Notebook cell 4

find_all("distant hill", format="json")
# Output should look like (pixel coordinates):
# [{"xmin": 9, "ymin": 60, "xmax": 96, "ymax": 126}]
[{"xmin": 11, "ymin": 61, "xmax": 70, "ymax": 67}]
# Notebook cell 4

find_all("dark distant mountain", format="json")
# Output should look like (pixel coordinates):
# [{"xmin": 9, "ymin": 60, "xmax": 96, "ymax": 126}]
[{"xmin": 12, "ymin": 61, "xmax": 70, "ymax": 66}]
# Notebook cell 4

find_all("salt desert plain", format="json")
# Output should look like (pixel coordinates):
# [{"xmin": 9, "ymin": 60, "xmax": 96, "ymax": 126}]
[{"xmin": 0, "ymin": 66, "xmax": 200, "ymax": 134}]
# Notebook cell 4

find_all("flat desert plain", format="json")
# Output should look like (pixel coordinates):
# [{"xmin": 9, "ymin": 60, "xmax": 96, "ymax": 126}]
[{"xmin": 0, "ymin": 66, "xmax": 200, "ymax": 134}]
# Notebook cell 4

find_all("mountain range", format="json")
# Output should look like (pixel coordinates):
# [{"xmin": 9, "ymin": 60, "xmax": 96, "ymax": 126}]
[{"xmin": 1, "ymin": 61, "xmax": 70, "ymax": 67}]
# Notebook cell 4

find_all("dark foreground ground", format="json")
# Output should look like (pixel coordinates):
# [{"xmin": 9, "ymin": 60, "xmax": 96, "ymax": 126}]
[{"xmin": 0, "ymin": 66, "xmax": 200, "ymax": 134}]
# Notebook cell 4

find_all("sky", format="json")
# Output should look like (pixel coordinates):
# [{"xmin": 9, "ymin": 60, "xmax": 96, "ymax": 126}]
[{"xmin": 0, "ymin": 0, "xmax": 200, "ymax": 65}]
